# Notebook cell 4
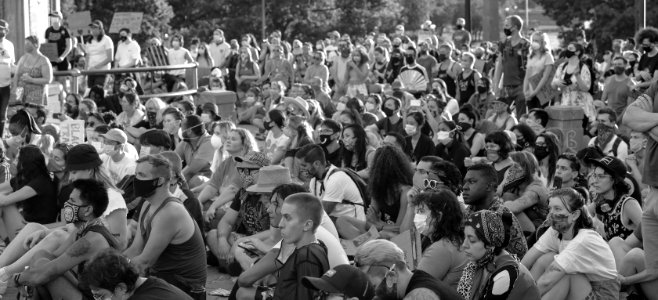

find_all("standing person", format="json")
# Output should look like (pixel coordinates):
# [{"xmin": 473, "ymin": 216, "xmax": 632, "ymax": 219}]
[
  {"xmin": 551, "ymin": 42, "xmax": 596, "ymax": 122},
  {"xmin": 602, "ymin": 56, "xmax": 634, "ymax": 121},
  {"xmin": 417, "ymin": 42, "xmax": 438, "ymax": 79},
  {"xmin": 487, "ymin": 97, "xmax": 517, "ymax": 131},
  {"xmin": 370, "ymin": 46, "xmax": 389, "ymax": 84},
  {"xmin": 165, "ymin": 35, "xmax": 194, "ymax": 92},
  {"xmin": 493, "ymin": 15, "xmax": 530, "ymax": 115},
  {"xmin": 458, "ymin": 210, "xmax": 540, "ymax": 300},
  {"xmin": 633, "ymin": 27, "xmax": 658, "ymax": 91},
  {"xmin": 452, "ymin": 18, "xmax": 472, "ymax": 50},
  {"xmin": 397, "ymin": 46, "xmax": 429, "ymax": 97},
  {"xmin": 261, "ymin": 45, "xmax": 293, "ymax": 89},
  {"xmin": 124, "ymin": 154, "xmax": 207, "ymax": 298},
  {"xmin": 45, "ymin": 11, "xmax": 72, "ymax": 72},
  {"xmin": 0, "ymin": 19, "xmax": 14, "ymax": 136},
  {"xmin": 114, "ymin": 28, "xmax": 141, "ymax": 69},
  {"xmin": 303, "ymin": 51, "xmax": 329, "ymax": 88},
  {"xmin": 208, "ymin": 29, "xmax": 230, "ymax": 68},
  {"xmin": 345, "ymin": 47, "xmax": 370, "ymax": 97},
  {"xmin": 330, "ymin": 40, "xmax": 353, "ymax": 98},
  {"xmin": 13, "ymin": 36, "xmax": 53, "ymax": 106},
  {"xmin": 457, "ymin": 52, "xmax": 481, "ymax": 105},
  {"xmin": 84, "ymin": 20, "xmax": 113, "ymax": 88},
  {"xmin": 235, "ymin": 46, "xmax": 260, "ymax": 93},
  {"xmin": 436, "ymin": 44, "xmax": 462, "ymax": 98},
  {"xmin": 196, "ymin": 42, "xmax": 215, "ymax": 86},
  {"xmin": 523, "ymin": 31, "xmax": 555, "ymax": 109}
]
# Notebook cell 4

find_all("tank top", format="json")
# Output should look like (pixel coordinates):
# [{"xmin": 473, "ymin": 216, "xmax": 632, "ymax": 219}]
[
  {"xmin": 405, "ymin": 270, "xmax": 462, "ymax": 300},
  {"xmin": 139, "ymin": 197, "xmax": 207, "ymax": 288},
  {"xmin": 76, "ymin": 221, "xmax": 120, "ymax": 276},
  {"xmin": 458, "ymin": 70, "xmax": 477, "ymax": 105},
  {"xmin": 465, "ymin": 130, "xmax": 485, "ymax": 157},
  {"xmin": 437, "ymin": 61, "xmax": 457, "ymax": 97},
  {"xmin": 598, "ymin": 196, "xmax": 635, "ymax": 240}
]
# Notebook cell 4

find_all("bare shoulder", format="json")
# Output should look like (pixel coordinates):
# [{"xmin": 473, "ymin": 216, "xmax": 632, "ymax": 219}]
[{"xmin": 403, "ymin": 288, "xmax": 440, "ymax": 300}]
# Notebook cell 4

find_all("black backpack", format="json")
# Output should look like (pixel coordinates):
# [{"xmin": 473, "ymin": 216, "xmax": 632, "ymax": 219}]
[{"xmin": 326, "ymin": 168, "xmax": 371, "ymax": 210}]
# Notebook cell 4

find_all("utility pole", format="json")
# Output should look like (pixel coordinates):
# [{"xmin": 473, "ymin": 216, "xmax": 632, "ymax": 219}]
[
  {"xmin": 261, "ymin": 0, "xmax": 266, "ymax": 40},
  {"xmin": 465, "ymin": 0, "xmax": 472, "ymax": 31}
]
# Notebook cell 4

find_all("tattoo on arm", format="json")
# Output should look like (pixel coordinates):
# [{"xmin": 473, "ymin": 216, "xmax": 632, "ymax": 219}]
[{"xmin": 66, "ymin": 238, "xmax": 91, "ymax": 258}]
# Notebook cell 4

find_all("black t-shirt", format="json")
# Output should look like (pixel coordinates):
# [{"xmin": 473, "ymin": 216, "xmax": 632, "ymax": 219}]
[
  {"xmin": 273, "ymin": 242, "xmax": 329, "ymax": 300},
  {"xmin": 130, "ymin": 277, "xmax": 193, "ymax": 300},
  {"xmin": 45, "ymin": 26, "xmax": 71, "ymax": 56},
  {"xmin": 638, "ymin": 52, "xmax": 658, "ymax": 82},
  {"xmin": 11, "ymin": 175, "xmax": 58, "ymax": 224}
]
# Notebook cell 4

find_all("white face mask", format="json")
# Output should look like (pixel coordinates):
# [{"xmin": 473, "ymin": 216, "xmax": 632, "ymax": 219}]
[
  {"xmin": 414, "ymin": 212, "xmax": 429, "ymax": 234},
  {"xmin": 211, "ymin": 135, "xmax": 223, "ymax": 149},
  {"xmin": 531, "ymin": 41, "xmax": 541, "ymax": 50},
  {"xmin": 102, "ymin": 144, "xmax": 116, "ymax": 156},
  {"xmin": 139, "ymin": 146, "xmax": 151, "ymax": 158},
  {"xmin": 90, "ymin": 141, "xmax": 103, "ymax": 153},
  {"xmin": 244, "ymin": 97, "xmax": 256, "ymax": 104},
  {"xmin": 365, "ymin": 102, "xmax": 375, "ymax": 111},
  {"xmin": 405, "ymin": 124, "xmax": 417, "ymax": 136},
  {"xmin": 336, "ymin": 102, "xmax": 346, "ymax": 112}
]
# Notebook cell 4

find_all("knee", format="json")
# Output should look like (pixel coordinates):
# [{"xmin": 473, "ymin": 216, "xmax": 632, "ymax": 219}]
[
  {"xmin": 21, "ymin": 223, "xmax": 46, "ymax": 233},
  {"xmin": 608, "ymin": 236, "xmax": 625, "ymax": 250},
  {"xmin": 536, "ymin": 252, "xmax": 556, "ymax": 267},
  {"xmin": 624, "ymin": 248, "xmax": 646, "ymax": 266}
]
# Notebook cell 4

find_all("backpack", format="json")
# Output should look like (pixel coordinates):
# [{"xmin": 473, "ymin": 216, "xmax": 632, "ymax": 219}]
[
  {"xmin": 326, "ymin": 167, "xmax": 371, "ymax": 210},
  {"xmin": 594, "ymin": 136, "xmax": 623, "ymax": 157}
]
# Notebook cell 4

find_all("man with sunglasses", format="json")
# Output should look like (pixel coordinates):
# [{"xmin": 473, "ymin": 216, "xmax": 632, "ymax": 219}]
[
  {"xmin": 209, "ymin": 151, "xmax": 271, "ymax": 275},
  {"xmin": 175, "ymin": 115, "xmax": 214, "ymax": 188},
  {"xmin": 353, "ymin": 239, "xmax": 461, "ymax": 300}
]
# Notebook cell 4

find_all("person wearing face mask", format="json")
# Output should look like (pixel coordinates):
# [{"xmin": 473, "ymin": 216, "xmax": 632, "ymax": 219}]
[
  {"xmin": 467, "ymin": 77, "xmax": 496, "ymax": 120},
  {"xmin": 403, "ymin": 112, "xmax": 435, "ymax": 163},
  {"xmin": 434, "ymin": 121, "xmax": 471, "ymax": 176},
  {"xmin": 521, "ymin": 188, "xmax": 619, "ymax": 300},
  {"xmin": 523, "ymin": 31, "xmax": 555, "ymax": 110},
  {"xmin": 602, "ymin": 57, "xmax": 634, "ymax": 119},
  {"xmin": 125, "ymin": 97, "xmax": 166, "ymax": 145},
  {"xmin": 459, "ymin": 210, "xmax": 540, "ymax": 300},
  {"xmin": 493, "ymin": 15, "xmax": 530, "ymax": 116},
  {"xmin": 123, "ymin": 155, "xmax": 206, "ymax": 298},
  {"xmin": 175, "ymin": 115, "xmax": 215, "ymax": 188},
  {"xmin": 329, "ymin": 40, "xmax": 353, "ymax": 98},
  {"xmin": 368, "ymin": 96, "xmax": 405, "ymax": 137},
  {"xmin": 436, "ymin": 44, "xmax": 462, "ymax": 98},
  {"xmin": 534, "ymin": 131, "xmax": 560, "ymax": 186},
  {"xmin": 208, "ymin": 29, "xmax": 230, "ymax": 68},
  {"xmin": 13, "ymin": 35, "xmax": 53, "ymax": 106},
  {"xmin": 396, "ymin": 47, "xmax": 429, "ymax": 97},
  {"xmin": 164, "ymin": 35, "xmax": 194, "ymax": 92},
  {"xmin": 551, "ymin": 42, "xmax": 597, "ymax": 122},
  {"xmin": 260, "ymin": 44, "xmax": 294, "ymax": 89},
  {"xmin": 354, "ymin": 239, "xmax": 461, "ymax": 300},
  {"xmin": 487, "ymin": 97, "xmax": 517, "ymax": 131},
  {"xmin": 456, "ymin": 52, "xmax": 481, "ymax": 105},
  {"xmin": 452, "ymin": 18, "xmax": 472, "ymax": 50},
  {"xmin": 587, "ymin": 107, "xmax": 629, "ymax": 163},
  {"xmin": 45, "ymin": 11, "xmax": 72, "ymax": 72},
  {"xmin": 82, "ymin": 249, "xmax": 194, "ymax": 300},
  {"xmin": 11, "ymin": 179, "xmax": 123, "ymax": 299},
  {"xmin": 457, "ymin": 109, "xmax": 486, "ymax": 158},
  {"xmin": 263, "ymin": 109, "xmax": 289, "ymax": 165},
  {"xmin": 83, "ymin": 20, "xmax": 113, "ymax": 88},
  {"xmin": 313, "ymin": 119, "xmax": 344, "ymax": 167},
  {"xmin": 114, "ymin": 28, "xmax": 141, "ymax": 70},
  {"xmin": 99, "ymin": 128, "xmax": 136, "ymax": 185},
  {"xmin": 632, "ymin": 27, "xmax": 658, "ymax": 92}
]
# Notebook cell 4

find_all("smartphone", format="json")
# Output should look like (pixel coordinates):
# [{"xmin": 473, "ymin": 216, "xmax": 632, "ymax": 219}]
[
  {"xmin": 553, "ymin": 177, "xmax": 563, "ymax": 189},
  {"xmin": 410, "ymin": 100, "xmax": 421, "ymax": 107}
]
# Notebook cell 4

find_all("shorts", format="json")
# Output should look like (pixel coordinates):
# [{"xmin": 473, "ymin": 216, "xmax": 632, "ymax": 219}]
[
  {"xmin": 255, "ymin": 286, "xmax": 275, "ymax": 300},
  {"xmin": 642, "ymin": 186, "xmax": 658, "ymax": 272},
  {"xmin": 346, "ymin": 83, "xmax": 368, "ymax": 98},
  {"xmin": 586, "ymin": 278, "xmax": 620, "ymax": 300}
]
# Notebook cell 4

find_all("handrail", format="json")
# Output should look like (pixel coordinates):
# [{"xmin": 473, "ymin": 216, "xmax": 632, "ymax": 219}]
[
  {"xmin": 143, "ymin": 89, "xmax": 198, "ymax": 100},
  {"xmin": 52, "ymin": 63, "xmax": 199, "ymax": 96}
]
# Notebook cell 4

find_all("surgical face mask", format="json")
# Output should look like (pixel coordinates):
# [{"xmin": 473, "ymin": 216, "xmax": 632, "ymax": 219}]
[
  {"xmin": 531, "ymin": 41, "xmax": 541, "ymax": 50},
  {"xmin": 413, "ymin": 212, "xmax": 429, "ymax": 234},
  {"xmin": 404, "ymin": 124, "xmax": 417, "ymax": 136},
  {"xmin": 211, "ymin": 135, "xmax": 223, "ymax": 149},
  {"xmin": 201, "ymin": 114, "xmax": 212, "ymax": 124},
  {"xmin": 244, "ymin": 97, "xmax": 256, "ymax": 104},
  {"xmin": 336, "ymin": 102, "xmax": 346, "ymax": 112},
  {"xmin": 103, "ymin": 144, "xmax": 117, "ymax": 156},
  {"xmin": 365, "ymin": 102, "xmax": 375, "ymax": 111},
  {"xmin": 139, "ymin": 146, "xmax": 151, "ymax": 158},
  {"xmin": 436, "ymin": 131, "xmax": 452, "ymax": 145},
  {"xmin": 172, "ymin": 41, "xmax": 181, "ymax": 48}
]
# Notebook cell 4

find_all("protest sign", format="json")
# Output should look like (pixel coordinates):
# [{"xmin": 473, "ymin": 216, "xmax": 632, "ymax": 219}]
[
  {"xmin": 390, "ymin": 226, "xmax": 422, "ymax": 270},
  {"xmin": 67, "ymin": 11, "xmax": 91, "ymax": 34},
  {"xmin": 59, "ymin": 120, "xmax": 85, "ymax": 145},
  {"xmin": 110, "ymin": 12, "xmax": 143, "ymax": 33},
  {"xmin": 40, "ymin": 43, "xmax": 59, "ymax": 62}
]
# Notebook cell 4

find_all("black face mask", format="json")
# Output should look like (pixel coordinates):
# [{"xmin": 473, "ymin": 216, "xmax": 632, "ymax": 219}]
[
  {"xmin": 614, "ymin": 66, "xmax": 626, "ymax": 75},
  {"xmin": 263, "ymin": 121, "xmax": 273, "ymax": 131},
  {"xmin": 643, "ymin": 45, "xmax": 653, "ymax": 53},
  {"xmin": 382, "ymin": 107, "xmax": 394, "ymax": 117},
  {"xmin": 503, "ymin": 28, "xmax": 512, "ymax": 36},
  {"xmin": 456, "ymin": 25, "xmax": 464, "ymax": 30},
  {"xmin": 134, "ymin": 177, "xmax": 162, "ymax": 199},
  {"xmin": 437, "ymin": 54, "xmax": 447, "ymax": 62},
  {"xmin": 458, "ymin": 122, "xmax": 472, "ymax": 132},
  {"xmin": 477, "ymin": 86, "xmax": 488, "ymax": 94},
  {"xmin": 629, "ymin": 60, "xmax": 637, "ymax": 69},
  {"xmin": 319, "ymin": 134, "xmax": 333, "ymax": 146},
  {"xmin": 120, "ymin": 36, "xmax": 127, "ymax": 42},
  {"xmin": 534, "ymin": 146, "xmax": 549, "ymax": 160},
  {"xmin": 405, "ymin": 54, "xmax": 415, "ymax": 65},
  {"xmin": 564, "ymin": 50, "xmax": 575, "ymax": 58},
  {"xmin": 147, "ymin": 111, "xmax": 157, "ymax": 127}
]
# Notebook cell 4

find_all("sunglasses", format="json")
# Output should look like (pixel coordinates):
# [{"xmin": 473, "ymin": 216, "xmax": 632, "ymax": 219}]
[{"xmin": 424, "ymin": 178, "xmax": 440, "ymax": 190}]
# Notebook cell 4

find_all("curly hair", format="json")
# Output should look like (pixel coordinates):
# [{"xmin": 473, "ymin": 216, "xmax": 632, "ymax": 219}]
[
  {"xmin": 635, "ymin": 27, "xmax": 658, "ymax": 45},
  {"xmin": 80, "ymin": 249, "xmax": 139, "ymax": 293},
  {"xmin": 413, "ymin": 190, "xmax": 464, "ymax": 248},
  {"xmin": 342, "ymin": 124, "xmax": 368, "ymax": 171},
  {"xmin": 429, "ymin": 160, "xmax": 463, "ymax": 195},
  {"xmin": 272, "ymin": 183, "xmax": 308, "ymax": 200},
  {"xmin": 368, "ymin": 145, "xmax": 413, "ymax": 207}
]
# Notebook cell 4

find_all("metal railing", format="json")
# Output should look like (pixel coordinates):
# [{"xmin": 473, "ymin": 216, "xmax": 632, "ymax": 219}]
[{"xmin": 53, "ymin": 63, "xmax": 199, "ymax": 99}]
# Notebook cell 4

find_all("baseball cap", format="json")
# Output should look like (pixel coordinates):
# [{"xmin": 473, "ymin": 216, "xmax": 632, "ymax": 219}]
[
  {"xmin": 49, "ymin": 11, "xmax": 63, "ymax": 19},
  {"xmin": 89, "ymin": 20, "xmax": 103, "ymax": 29},
  {"xmin": 587, "ymin": 156, "xmax": 627, "ymax": 179},
  {"xmin": 66, "ymin": 144, "xmax": 102, "ymax": 171},
  {"xmin": 234, "ymin": 151, "xmax": 271, "ymax": 168},
  {"xmin": 101, "ymin": 128, "xmax": 128, "ymax": 144},
  {"xmin": 302, "ymin": 265, "xmax": 375, "ymax": 300},
  {"xmin": 0, "ymin": 19, "xmax": 8, "ymax": 29}
]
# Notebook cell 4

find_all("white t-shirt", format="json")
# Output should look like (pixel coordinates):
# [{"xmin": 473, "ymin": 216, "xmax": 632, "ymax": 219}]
[
  {"xmin": 309, "ymin": 165, "xmax": 366, "ymax": 220},
  {"xmin": 0, "ymin": 38, "xmax": 15, "ymax": 87},
  {"xmin": 208, "ymin": 42, "xmax": 230, "ymax": 67},
  {"xmin": 115, "ymin": 40, "xmax": 141, "ymax": 68},
  {"xmin": 587, "ymin": 135, "xmax": 629, "ymax": 163},
  {"xmin": 168, "ymin": 47, "xmax": 190, "ymax": 76},
  {"xmin": 265, "ymin": 131, "xmax": 290, "ymax": 162},
  {"xmin": 104, "ymin": 188, "xmax": 127, "ymax": 217},
  {"xmin": 526, "ymin": 53, "xmax": 555, "ymax": 90},
  {"xmin": 85, "ymin": 35, "xmax": 114, "ymax": 70},
  {"xmin": 101, "ymin": 153, "xmax": 136, "ymax": 185},
  {"xmin": 534, "ymin": 227, "xmax": 617, "ymax": 281},
  {"xmin": 274, "ymin": 225, "xmax": 349, "ymax": 268}
]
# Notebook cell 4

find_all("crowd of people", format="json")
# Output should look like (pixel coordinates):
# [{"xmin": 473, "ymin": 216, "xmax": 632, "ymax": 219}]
[{"xmin": 0, "ymin": 9, "xmax": 655, "ymax": 300}]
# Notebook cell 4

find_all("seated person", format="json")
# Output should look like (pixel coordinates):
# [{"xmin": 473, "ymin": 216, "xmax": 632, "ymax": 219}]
[
  {"xmin": 521, "ymin": 188, "xmax": 619, "ymax": 300},
  {"xmin": 125, "ymin": 97, "xmax": 167, "ymax": 143},
  {"xmin": 235, "ymin": 193, "xmax": 330, "ymax": 300},
  {"xmin": 124, "ymin": 155, "xmax": 206, "ymax": 298},
  {"xmin": 458, "ymin": 210, "xmax": 540, "ymax": 300},
  {"xmin": 13, "ymin": 179, "xmax": 120, "ymax": 299},
  {"xmin": 609, "ymin": 224, "xmax": 658, "ymax": 299},
  {"xmin": 175, "ymin": 115, "xmax": 215, "ymax": 188},
  {"xmin": 81, "ymin": 249, "xmax": 193, "ymax": 300},
  {"xmin": 206, "ymin": 151, "xmax": 271, "ymax": 274},
  {"xmin": 354, "ymin": 239, "xmax": 462, "ymax": 300},
  {"xmin": 100, "ymin": 128, "xmax": 137, "ymax": 185},
  {"xmin": 499, "ymin": 151, "xmax": 549, "ymax": 235}
]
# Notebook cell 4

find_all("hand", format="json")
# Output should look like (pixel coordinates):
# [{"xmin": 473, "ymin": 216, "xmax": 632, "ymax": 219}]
[
  {"xmin": 618, "ymin": 274, "xmax": 627, "ymax": 286},
  {"xmin": 406, "ymin": 187, "xmax": 420, "ymax": 203},
  {"xmin": 54, "ymin": 57, "xmax": 63, "ymax": 63},
  {"xmin": 23, "ymin": 230, "xmax": 46, "ymax": 250},
  {"xmin": 626, "ymin": 154, "xmax": 637, "ymax": 167},
  {"xmin": 217, "ymin": 238, "xmax": 234, "ymax": 263},
  {"xmin": 20, "ymin": 73, "xmax": 31, "ymax": 82},
  {"xmin": 464, "ymin": 157, "xmax": 474, "ymax": 167},
  {"xmin": 240, "ymin": 238, "xmax": 266, "ymax": 253},
  {"xmin": 204, "ymin": 207, "xmax": 217, "ymax": 223}
]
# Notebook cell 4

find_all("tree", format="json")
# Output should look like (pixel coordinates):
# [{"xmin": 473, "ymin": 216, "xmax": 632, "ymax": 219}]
[{"xmin": 401, "ymin": 0, "xmax": 431, "ymax": 30}]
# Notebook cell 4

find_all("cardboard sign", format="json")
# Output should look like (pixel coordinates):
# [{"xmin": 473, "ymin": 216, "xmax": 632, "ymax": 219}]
[
  {"xmin": 40, "ymin": 43, "xmax": 59, "ymax": 62},
  {"xmin": 110, "ymin": 12, "xmax": 143, "ymax": 34},
  {"xmin": 340, "ymin": 226, "xmax": 380, "ymax": 256},
  {"xmin": 67, "ymin": 11, "xmax": 91, "ymax": 35},
  {"xmin": 390, "ymin": 227, "xmax": 422, "ymax": 270},
  {"xmin": 59, "ymin": 120, "xmax": 85, "ymax": 145}
]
